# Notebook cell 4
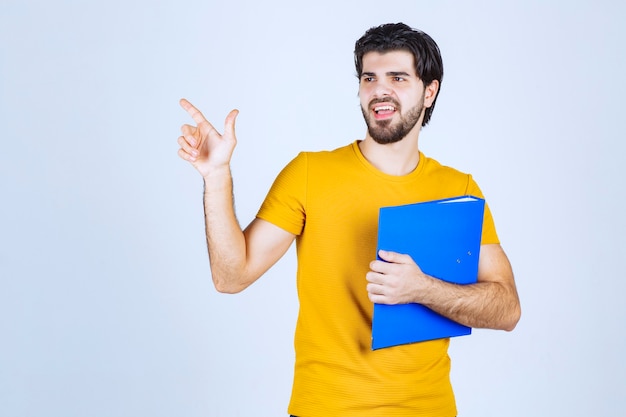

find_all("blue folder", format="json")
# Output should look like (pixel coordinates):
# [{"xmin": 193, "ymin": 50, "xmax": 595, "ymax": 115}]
[{"xmin": 372, "ymin": 196, "xmax": 485, "ymax": 350}]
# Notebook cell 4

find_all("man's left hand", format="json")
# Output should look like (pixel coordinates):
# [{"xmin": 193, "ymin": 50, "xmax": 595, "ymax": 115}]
[{"xmin": 366, "ymin": 250, "xmax": 430, "ymax": 305}]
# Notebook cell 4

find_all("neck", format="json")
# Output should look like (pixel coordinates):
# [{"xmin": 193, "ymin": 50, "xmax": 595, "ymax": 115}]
[{"xmin": 358, "ymin": 133, "xmax": 420, "ymax": 176}]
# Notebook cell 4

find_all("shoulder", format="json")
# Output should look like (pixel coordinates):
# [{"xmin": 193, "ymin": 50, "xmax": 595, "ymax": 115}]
[
  {"xmin": 290, "ymin": 142, "xmax": 358, "ymax": 170},
  {"xmin": 421, "ymin": 153, "xmax": 471, "ymax": 181},
  {"xmin": 276, "ymin": 142, "xmax": 355, "ymax": 181},
  {"xmin": 421, "ymin": 153, "xmax": 465, "ymax": 174},
  {"xmin": 300, "ymin": 142, "xmax": 355, "ymax": 161}
]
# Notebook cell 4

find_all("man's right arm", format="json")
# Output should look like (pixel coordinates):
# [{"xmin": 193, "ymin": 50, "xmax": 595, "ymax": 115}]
[
  {"xmin": 178, "ymin": 99, "xmax": 295, "ymax": 293},
  {"xmin": 203, "ymin": 165, "xmax": 295, "ymax": 293}
]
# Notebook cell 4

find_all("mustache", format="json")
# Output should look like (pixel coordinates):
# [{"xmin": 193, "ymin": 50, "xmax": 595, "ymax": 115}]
[{"xmin": 368, "ymin": 97, "xmax": 401, "ymax": 109}]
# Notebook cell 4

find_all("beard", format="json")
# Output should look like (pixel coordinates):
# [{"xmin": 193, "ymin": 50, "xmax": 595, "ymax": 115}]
[{"xmin": 361, "ymin": 96, "xmax": 424, "ymax": 145}]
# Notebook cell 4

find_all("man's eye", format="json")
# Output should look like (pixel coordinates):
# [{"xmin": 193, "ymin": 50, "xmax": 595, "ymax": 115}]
[{"xmin": 394, "ymin": 77, "xmax": 404, "ymax": 82}]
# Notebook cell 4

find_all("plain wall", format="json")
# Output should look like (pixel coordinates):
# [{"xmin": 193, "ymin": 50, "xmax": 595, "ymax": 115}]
[{"xmin": 1, "ymin": 0, "xmax": 624, "ymax": 416}]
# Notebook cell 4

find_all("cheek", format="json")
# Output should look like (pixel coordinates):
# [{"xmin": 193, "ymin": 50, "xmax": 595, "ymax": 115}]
[
  {"xmin": 358, "ymin": 83, "xmax": 374, "ymax": 98},
  {"xmin": 358, "ymin": 91, "xmax": 369, "ymax": 108},
  {"xmin": 402, "ymin": 92, "xmax": 424, "ymax": 109}
]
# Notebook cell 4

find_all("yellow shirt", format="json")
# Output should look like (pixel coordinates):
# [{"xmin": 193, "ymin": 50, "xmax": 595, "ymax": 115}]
[{"xmin": 257, "ymin": 141, "xmax": 499, "ymax": 417}]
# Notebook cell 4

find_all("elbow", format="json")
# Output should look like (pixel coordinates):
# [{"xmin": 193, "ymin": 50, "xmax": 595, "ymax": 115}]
[
  {"xmin": 212, "ymin": 273, "xmax": 250, "ymax": 294},
  {"xmin": 214, "ymin": 283, "xmax": 244, "ymax": 294},
  {"xmin": 498, "ymin": 281, "xmax": 521, "ymax": 332},
  {"xmin": 501, "ymin": 303, "xmax": 522, "ymax": 332}
]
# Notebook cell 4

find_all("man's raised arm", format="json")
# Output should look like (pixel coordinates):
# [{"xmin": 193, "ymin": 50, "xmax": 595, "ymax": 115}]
[{"xmin": 177, "ymin": 99, "xmax": 294, "ymax": 293}]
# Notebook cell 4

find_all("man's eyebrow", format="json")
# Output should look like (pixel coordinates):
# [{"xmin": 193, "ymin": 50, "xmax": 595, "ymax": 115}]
[
  {"xmin": 360, "ymin": 71, "xmax": 413, "ymax": 77},
  {"xmin": 387, "ymin": 71, "xmax": 412, "ymax": 77}
]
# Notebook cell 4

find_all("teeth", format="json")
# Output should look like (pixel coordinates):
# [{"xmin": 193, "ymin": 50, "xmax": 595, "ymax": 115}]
[{"xmin": 374, "ymin": 105, "xmax": 395, "ymax": 112}]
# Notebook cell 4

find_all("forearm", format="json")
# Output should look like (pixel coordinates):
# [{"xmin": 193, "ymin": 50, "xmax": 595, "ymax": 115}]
[
  {"xmin": 369, "ymin": 246, "xmax": 521, "ymax": 331},
  {"xmin": 202, "ymin": 166, "xmax": 249, "ymax": 293},
  {"xmin": 418, "ymin": 277, "xmax": 520, "ymax": 331}
]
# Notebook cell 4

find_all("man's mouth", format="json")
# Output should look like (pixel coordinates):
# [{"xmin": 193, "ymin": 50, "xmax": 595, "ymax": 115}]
[{"xmin": 372, "ymin": 104, "xmax": 397, "ymax": 119}]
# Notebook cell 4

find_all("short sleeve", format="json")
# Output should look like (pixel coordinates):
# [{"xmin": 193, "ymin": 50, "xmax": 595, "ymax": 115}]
[
  {"xmin": 466, "ymin": 175, "xmax": 500, "ymax": 245},
  {"xmin": 256, "ymin": 152, "xmax": 308, "ymax": 236}
]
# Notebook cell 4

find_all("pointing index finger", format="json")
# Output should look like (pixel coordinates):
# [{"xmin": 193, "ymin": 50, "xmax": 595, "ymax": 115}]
[{"xmin": 180, "ymin": 98, "xmax": 208, "ymax": 125}]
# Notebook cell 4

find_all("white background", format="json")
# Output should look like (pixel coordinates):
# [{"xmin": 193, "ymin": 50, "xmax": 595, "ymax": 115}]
[{"xmin": 1, "ymin": 1, "xmax": 624, "ymax": 416}]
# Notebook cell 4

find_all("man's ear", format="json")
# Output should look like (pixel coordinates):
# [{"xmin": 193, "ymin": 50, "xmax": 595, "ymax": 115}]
[{"xmin": 424, "ymin": 80, "xmax": 440, "ymax": 108}]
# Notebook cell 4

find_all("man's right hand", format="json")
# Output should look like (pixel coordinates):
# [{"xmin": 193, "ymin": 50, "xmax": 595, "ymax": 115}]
[{"xmin": 177, "ymin": 98, "xmax": 239, "ymax": 178}]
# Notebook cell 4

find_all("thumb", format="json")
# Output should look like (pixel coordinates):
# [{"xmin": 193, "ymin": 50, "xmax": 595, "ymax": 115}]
[
  {"xmin": 378, "ymin": 250, "xmax": 413, "ymax": 264},
  {"xmin": 224, "ymin": 109, "xmax": 239, "ymax": 139}
]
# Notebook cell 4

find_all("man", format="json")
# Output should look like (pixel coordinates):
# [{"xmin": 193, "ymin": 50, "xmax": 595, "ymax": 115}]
[{"xmin": 177, "ymin": 23, "xmax": 520, "ymax": 417}]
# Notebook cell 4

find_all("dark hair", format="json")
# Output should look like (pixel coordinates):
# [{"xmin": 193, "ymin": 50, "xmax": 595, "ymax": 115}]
[{"xmin": 354, "ymin": 23, "xmax": 444, "ymax": 126}]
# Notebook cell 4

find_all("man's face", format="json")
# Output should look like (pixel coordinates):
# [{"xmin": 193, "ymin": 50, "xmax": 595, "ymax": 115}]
[{"xmin": 358, "ymin": 50, "xmax": 427, "ymax": 144}]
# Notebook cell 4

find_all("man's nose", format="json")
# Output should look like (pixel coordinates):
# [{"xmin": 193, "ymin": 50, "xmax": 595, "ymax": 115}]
[{"xmin": 373, "ymin": 80, "xmax": 392, "ymax": 97}]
